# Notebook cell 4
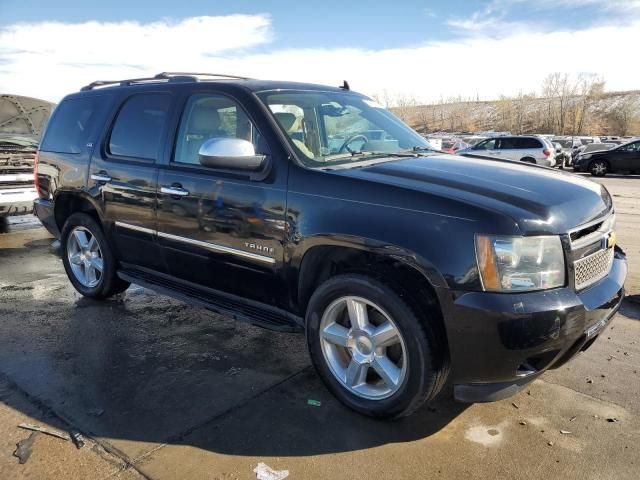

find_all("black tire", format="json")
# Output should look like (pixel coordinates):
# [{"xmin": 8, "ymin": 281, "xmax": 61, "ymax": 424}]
[
  {"xmin": 306, "ymin": 274, "xmax": 447, "ymax": 419},
  {"xmin": 61, "ymin": 212, "xmax": 130, "ymax": 299},
  {"xmin": 590, "ymin": 160, "xmax": 607, "ymax": 177},
  {"xmin": 521, "ymin": 157, "xmax": 536, "ymax": 164}
]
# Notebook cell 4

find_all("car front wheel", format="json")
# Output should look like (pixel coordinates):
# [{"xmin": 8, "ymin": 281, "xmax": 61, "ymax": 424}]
[
  {"xmin": 590, "ymin": 160, "xmax": 608, "ymax": 176},
  {"xmin": 61, "ymin": 212, "xmax": 130, "ymax": 299},
  {"xmin": 305, "ymin": 274, "xmax": 447, "ymax": 418}
]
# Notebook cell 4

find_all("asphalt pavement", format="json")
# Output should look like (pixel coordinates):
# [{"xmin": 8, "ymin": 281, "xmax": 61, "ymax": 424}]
[{"xmin": 0, "ymin": 174, "xmax": 638, "ymax": 480}]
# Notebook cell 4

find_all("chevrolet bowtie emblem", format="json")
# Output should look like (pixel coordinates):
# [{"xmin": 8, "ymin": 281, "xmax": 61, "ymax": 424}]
[{"xmin": 606, "ymin": 231, "xmax": 616, "ymax": 249}]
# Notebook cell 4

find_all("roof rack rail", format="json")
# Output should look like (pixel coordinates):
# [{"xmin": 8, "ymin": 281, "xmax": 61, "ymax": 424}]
[
  {"xmin": 155, "ymin": 72, "xmax": 253, "ymax": 80},
  {"xmin": 80, "ymin": 72, "xmax": 252, "ymax": 91}
]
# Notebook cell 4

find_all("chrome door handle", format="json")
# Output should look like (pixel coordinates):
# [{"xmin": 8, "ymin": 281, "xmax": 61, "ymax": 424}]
[
  {"xmin": 161, "ymin": 186, "xmax": 190, "ymax": 197},
  {"xmin": 91, "ymin": 173, "xmax": 112, "ymax": 183}
]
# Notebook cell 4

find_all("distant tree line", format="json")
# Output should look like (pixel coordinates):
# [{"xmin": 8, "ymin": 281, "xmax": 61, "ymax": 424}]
[{"xmin": 380, "ymin": 74, "xmax": 640, "ymax": 136}]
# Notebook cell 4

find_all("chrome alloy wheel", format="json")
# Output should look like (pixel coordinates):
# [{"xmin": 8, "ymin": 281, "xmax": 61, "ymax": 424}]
[
  {"xmin": 319, "ymin": 296, "xmax": 408, "ymax": 400},
  {"xmin": 66, "ymin": 226, "xmax": 104, "ymax": 288},
  {"xmin": 591, "ymin": 161, "xmax": 607, "ymax": 175}
]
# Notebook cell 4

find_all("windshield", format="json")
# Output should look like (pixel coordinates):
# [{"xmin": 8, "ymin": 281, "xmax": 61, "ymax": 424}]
[{"xmin": 257, "ymin": 90, "xmax": 431, "ymax": 167}]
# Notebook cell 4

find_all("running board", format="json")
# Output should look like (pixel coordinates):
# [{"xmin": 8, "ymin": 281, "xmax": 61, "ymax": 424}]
[{"xmin": 118, "ymin": 267, "xmax": 302, "ymax": 333}]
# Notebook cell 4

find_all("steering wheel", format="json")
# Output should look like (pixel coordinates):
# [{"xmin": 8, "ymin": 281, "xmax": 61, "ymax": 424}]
[{"xmin": 338, "ymin": 134, "xmax": 369, "ymax": 153}]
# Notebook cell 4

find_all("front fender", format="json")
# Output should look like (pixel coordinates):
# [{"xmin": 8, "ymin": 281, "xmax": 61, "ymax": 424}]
[
  {"xmin": 289, "ymin": 233, "xmax": 447, "ymax": 289},
  {"xmin": 285, "ymin": 188, "xmax": 485, "ymax": 293}
]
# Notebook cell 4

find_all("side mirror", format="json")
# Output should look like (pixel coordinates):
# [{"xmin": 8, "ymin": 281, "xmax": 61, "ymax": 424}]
[{"xmin": 198, "ymin": 138, "xmax": 268, "ymax": 173}]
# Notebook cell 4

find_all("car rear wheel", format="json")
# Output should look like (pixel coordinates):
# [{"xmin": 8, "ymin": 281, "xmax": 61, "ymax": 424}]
[
  {"xmin": 61, "ymin": 212, "xmax": 130, "ymax": 299},
  {"xmin": 520, "ymin": 157, "xmax": 536, "ymax": 164},
  {"xmin": 590, "ymin": 160, "xmax": 607, "ymax": 176},
  {"xmin": 305, "ymin": 274, "xmax": 447, "ymax": 418}
]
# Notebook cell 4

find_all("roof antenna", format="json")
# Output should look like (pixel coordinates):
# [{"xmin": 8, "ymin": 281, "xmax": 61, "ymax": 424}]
[{"xmin": 340, "ymin": 80, "xmax": 350, "ymax": 90}]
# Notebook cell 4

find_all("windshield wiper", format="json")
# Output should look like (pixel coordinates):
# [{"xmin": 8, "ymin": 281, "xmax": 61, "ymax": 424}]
[{"xmin": 411, "ymin": 145, "xmax": 440, "ymax": 153}]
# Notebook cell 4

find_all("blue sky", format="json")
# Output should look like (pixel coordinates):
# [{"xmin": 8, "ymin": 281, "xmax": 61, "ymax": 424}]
[
  {"xmin": 0, "ymin": 0, "xmax": 621, "ymax": 48},
  {"xmin": 1, "ymin": 0, "xmax": 639, "ymax": 102}
]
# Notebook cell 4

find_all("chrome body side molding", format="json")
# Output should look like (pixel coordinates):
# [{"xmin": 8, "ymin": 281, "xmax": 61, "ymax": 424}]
[{"xmin": 114, "ymin": 221, "xmax": 276, "ymax": 264}]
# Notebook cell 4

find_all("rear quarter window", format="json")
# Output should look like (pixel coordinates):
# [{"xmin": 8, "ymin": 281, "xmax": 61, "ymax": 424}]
[
  {"xmin": 108, "ymin": 93, "xmax": 170, "ymax": 161},
  {"xmin": 40, "ymin": 97, "xmax": 101, "ymax": 154}
]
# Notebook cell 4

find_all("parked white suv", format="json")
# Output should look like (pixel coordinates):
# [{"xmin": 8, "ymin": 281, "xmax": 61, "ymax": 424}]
[{"xmin": 457, "ymin": 136, "xmax": 556, "ymax": 167}]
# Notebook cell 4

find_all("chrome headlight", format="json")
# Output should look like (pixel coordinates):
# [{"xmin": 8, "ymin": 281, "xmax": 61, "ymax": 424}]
[
  {"xmin": 475, "ymin": 235, "xmax": 566, "ymax": 292},
  {"xmin": 579, "ymin": 154, "xmax": 592, "ymax": 161}
]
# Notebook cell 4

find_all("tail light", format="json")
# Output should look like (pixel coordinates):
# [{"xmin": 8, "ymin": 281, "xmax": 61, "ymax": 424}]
[
  {"xmin": 543, "ymin": 148, "xmax": 551, "ymax": 157},
  {"xmin": 34, "ymin": 151, "xmax": 43, "ymax": 197}
]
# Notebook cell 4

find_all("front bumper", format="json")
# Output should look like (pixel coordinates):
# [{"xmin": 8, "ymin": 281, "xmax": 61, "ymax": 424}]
[
  {"xmin": 572, "ymin": 160, "xmax": 589, "ymax": 172},
  {"xmin": 0, "ymin": 187, "xmax": 37, "ymax": 217},
  {"xmin": 442, "ymin": 248, "xmax": 627, "ymax": 402}
]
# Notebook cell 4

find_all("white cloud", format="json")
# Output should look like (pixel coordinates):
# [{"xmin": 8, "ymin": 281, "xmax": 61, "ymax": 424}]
[
  {"xmin": 0, "ymin": 15, "xmax": 272, "ymax": 101},
  {"xmin": 423, "ymin": 8, "xmax": 438, "ymax": 18},
  {"xmin": 0, "ymin": 14, "xmax": 639, "ymax": 105},
  {"xmin": 447, "ymin": 0, "xmax": 640, "ymax": 37}
]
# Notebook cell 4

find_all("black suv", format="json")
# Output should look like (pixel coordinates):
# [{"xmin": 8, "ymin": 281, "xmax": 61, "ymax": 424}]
[{"xmin": 34, "ymin": 73, "xmax": 627, "ymax": 418}]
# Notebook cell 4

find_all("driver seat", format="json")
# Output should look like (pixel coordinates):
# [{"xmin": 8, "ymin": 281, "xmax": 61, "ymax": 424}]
[
  {"xmin": 182, "ymin": 106, "xmax": 227, "ymax": 164},
  {"xmin": 273, "ymin": 112, "xmax": 315, "ymax": 159}
]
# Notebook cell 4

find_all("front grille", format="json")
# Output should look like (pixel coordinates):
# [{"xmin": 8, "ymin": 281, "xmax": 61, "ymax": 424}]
[
  {"xmin": 574, "ymin": 247, "xmax": 614, "ymax": 290},
  {"xmin": 0, "ymin": 180, "xmax": 34, "ymax": 190},
  {"xmin": 0, "ymin": 167, "xmax": 33, "ymax": 175},
  {"xmin": 570, "ymin": 221, "xmax": 603, "ymax": 242}
]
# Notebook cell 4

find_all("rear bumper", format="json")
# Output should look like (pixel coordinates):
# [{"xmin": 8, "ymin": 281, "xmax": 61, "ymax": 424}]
[
  {"xmin": 0, "ymin": 187, "xmax": 37, "ymax": 217},
  {"xmin": 33, "ymin": 198, "xmax": 60, "ymax": 237},
  {"xmin": 441, "ymin": 249, "xmax": 627, "ymax": 402},
  {"xmin": 538, "ymin": 157, "xmax": 555, "ymax": 167}
]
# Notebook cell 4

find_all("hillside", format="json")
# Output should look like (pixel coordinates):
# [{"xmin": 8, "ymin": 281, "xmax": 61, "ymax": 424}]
[{"xmin": 392, "ymin": 90, "xmax": 640, "ymax": 136}]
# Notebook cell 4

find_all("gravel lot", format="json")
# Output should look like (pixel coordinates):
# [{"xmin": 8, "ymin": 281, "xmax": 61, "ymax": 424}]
[{"xmin": 0, "ymin": 173, "xmax": 638, "ymax": 480}]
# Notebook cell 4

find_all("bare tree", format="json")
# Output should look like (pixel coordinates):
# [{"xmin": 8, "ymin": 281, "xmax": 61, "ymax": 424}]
[
  {"xmin": 575, "ymin": 74, "xmax": 605, "ymax": 134},
  {"xmin": 542, "ymin": 73, "xmax": 575, "ymax": 134},
  {"xmin": 609, "ymin": 99, "xmax": 638, "ymax": 136},
  {"xmin": 512, "ymin": 91, "xmax": 536, "ymax": 134},
  {"xmin": 415, "ymin": 106, "xmax": 431, "ymax": 133},
  {"xmin": 394, "ymin": 95, "xmax": 417, "ymax": 122}
]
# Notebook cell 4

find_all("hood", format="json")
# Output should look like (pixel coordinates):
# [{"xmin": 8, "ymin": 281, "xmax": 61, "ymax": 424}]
[
  {"xmin": 586, "ymin": 148, "xmax": 617, "ymax": 156},
  {"xmin": 331, "ymin": 154, "xmax": 612, "ymax": 235}
]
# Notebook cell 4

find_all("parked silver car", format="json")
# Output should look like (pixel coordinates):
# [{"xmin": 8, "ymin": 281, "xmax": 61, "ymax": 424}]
[{"xmin": 456, "ymin": 135, "xmax": 556, "ymax": 167}]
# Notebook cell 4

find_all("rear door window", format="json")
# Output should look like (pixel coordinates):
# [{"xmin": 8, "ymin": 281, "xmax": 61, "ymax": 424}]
[
  {"xmin": 497, "ymin": 138, "xmax": 517, "ymax": 149},
  {"xmin": 515, "ymin": 138, "xmax": 542, "ymax": 149},
  {"xmin": 40, "ymin": 97, "xmax": 101, "ymax": 154},
  {"xmin": 108, "ymin": 93, "xmax": 170, "ymax": 161}
]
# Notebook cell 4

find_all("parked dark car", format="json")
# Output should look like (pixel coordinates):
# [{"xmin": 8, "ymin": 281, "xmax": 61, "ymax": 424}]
[
  {"xmin": 571, "ymin": 142, "xmax": 616, "ymax": 164},
  {"xmin": 573, "ymin": 140, "xmax": 640, "ymax": 176},
  {"xmin": 34, "ymin": 73, "xmax": 626, "ymax": 418}
]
